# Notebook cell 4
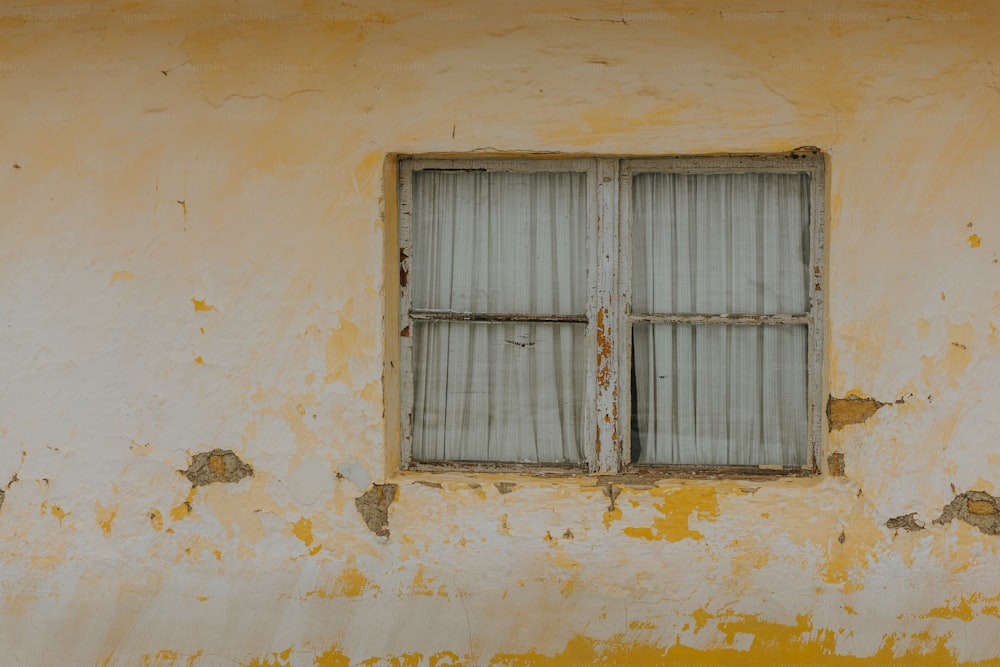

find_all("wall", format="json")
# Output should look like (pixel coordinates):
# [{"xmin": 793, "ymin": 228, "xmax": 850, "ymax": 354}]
[{"xmin": 2, "ymin": 0, "xmax": 1000, "ymax": 664}]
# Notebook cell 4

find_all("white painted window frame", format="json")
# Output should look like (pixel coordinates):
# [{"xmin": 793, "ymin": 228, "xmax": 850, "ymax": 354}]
[{"xmin": 397, "ymin": 153, "xmax": 825, "ymax": 476}]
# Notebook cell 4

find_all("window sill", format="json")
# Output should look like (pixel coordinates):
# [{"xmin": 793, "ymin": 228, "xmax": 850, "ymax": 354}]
[{"xmin": 394, "ymin": 461, "xmax": 820, "ymax": 483}]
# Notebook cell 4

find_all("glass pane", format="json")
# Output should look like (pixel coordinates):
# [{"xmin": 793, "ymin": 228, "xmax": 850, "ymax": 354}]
[
  {"xmin": 412, "ymin": 321, "xmax": 586, "ymax": 464},
  {"xmin": 632, "ymin": 172, "xmax": 810, "ymax": 315},
  {"xmin": 631, "ymin": 323, "xmax": 808, "ymax": 466},
  {"xmin": 412, "ymin": 170, "xmax": 587, "ymax": 315}
]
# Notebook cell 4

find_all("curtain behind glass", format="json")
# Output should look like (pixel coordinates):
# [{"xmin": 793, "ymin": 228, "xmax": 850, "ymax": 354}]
[
  {"xmin": 411, "ymin": 171, "xmax": 587, "ymax": 463},
  {"xmin": 632, "ymin": 173, "xmax": 810, "ymax": 314},
  {"xmin": 631, "ymin": 172, "xmax": 810, "ymax": 466}
]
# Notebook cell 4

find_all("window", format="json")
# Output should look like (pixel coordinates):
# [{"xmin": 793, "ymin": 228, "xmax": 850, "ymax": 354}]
[{"xmin": 397, "ymin": 152, "xmax": 825, "ymax": 475}]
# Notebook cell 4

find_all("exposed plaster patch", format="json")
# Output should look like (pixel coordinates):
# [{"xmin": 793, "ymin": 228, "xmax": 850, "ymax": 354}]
[
  {"xmin": 934, "ymin": 489, "xmax": 1000, "ymax": 535},
  {"xmin": 827, "ymin": 452, "xmax": 846, "ymax": 476},
  {"xmin": 415, "ymin": 480, "xmax": 442, "ymax": 489},
  {"xmin": 827, "ymin": 395, "xmax": 884, "ymax": 430},
  {"xmin": 494, "ymin": 482, "xmax": 516, "ymax": 495},
  {"xmin": 355, "ymin": 484, "xmax": 397, "ymax": 538},
  {"xmin": 887, "ymin": 513, "xmax": 925, "ymax": 532},
  {"xmin": 827, "ymin": 394, "xmax": 907, "ymax": 430},
  {"xmin": 180, "ymin": 449, "xmax": 253, "ymax": 487}
]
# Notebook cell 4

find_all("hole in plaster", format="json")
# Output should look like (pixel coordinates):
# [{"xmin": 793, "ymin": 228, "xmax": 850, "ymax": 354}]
[
  {"xmin": 180, "ymin": 449, "xmax": 253, "ymax": 487},
  {"xmin": 827, "ymin": 452, "xmax": 846, "ymax": 476},
  {"xmin": 355, "ymin": 484, "xmax": 398, "ymax": 538},
  {"xmin": 827, "ymin": 395, "xmax": 885, "ymax": 430},
  {"xmin": 886, "ymin": 513, "xmax": 925, "ymax": 532},
  {"xmin": 934, "ymin": 490, "xmax": 1000, "ymax": 535},
  {"xmin": 494, "ymin": 482, "xmax": 516, "ymax": 495}
]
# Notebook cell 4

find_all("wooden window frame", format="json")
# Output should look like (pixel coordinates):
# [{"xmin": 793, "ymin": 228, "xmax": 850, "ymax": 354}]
[{"xmin": 396, "ymin": 152, "xmax": 825, "ymax": 477}]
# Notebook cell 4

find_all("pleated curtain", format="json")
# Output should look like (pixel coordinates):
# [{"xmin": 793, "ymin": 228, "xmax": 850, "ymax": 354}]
[
  {"xmin": 631, "ymin": 172, "xmax": 811, "ymax": 466},
  {"xmin": 411, "ymin": 170, "xmax": 587, "ymax": 463}
]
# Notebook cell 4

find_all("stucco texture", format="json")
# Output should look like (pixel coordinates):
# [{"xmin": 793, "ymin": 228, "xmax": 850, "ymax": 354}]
[{"xmin": 2, "ymin": 0, "xmax": 1000, "ymax": 665}]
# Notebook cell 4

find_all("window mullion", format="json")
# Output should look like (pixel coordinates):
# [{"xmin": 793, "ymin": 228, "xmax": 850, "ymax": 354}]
[
  {"xmin": 593, "ymin": 158, "xmax": 621, "ymax": 473},
  {"xmin": 398, "ymin": 161, "xmax": 415, "ymax": 469}
]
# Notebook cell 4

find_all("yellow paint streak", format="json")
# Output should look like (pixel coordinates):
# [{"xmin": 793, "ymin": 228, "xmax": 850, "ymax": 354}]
[
  {"xmin": 109, "ymin": 270, "xmax": 134, "ymax": 284},
  {"xmin": 200, "ymin": 479, "xmax": 276, "ymax": 545},
  {"xmin": 429, "ymin": 652, "xmax": 465, "ymax": 667},
  {"xmin": 623, "ymin": 487, "xmax": 719, "ymax": 541},
  {"xmin": 140, "ymin": 649, "xmax": 204, "ymax": 666},
  {"xmin": 325, "ymin": 305, "xmax": 363, "ymax": 385},
  {"xmin": 170, "ymin": 488, "xmax": 197, "ymax": 522},
  {"xmin": 360, "ymin": 654, "xmax": 426, "ymax": 667},
  {"xmin": 486, "ymin": 620, "xmax": 978, "ymax": 666},
  {"xmin": 692, "ymin": 607, "xmax": 710, "ymax": 633},
  {"xmin": 191, "ymin": 298, "xmax": 217, "ymax": 312},
  {"xmin": 335, "ymin": 567, "xmax": 371, "ymax": 597},
  {"xmin": 292, "ymin": 516, "xmax": 314, "ymax": 547},
  {"xmin": 602, "ymin": 506, "xmax": 622, "ymax": 529},
  {"xmin": 313, "ymin": 647, "xmax": 351, "ymax": 667},
  {"xmin": 819, "ymin": 505, "xmax": 885, "ymax": 592},
  {"xmin": 559, "ymin": 576, "xmax": 577, "ymax": 598},
  {"xmin": 409, "ymin": 567, "xmax": 447, "ymax": 598},
  {"xmin": 194, "ymin": 356, "xmax": 204, "ymax": 365},
  {"xmin": 51, "ymin": 504, "xmax": 69, "ymax": 524},
  {"xmin": 628, "ymin": 620, "xmax": 656, "ymax": 630},
  {"xmin": 969, "ymin": 233, "xmax": 981, "ymax": 248},
  {"xmin": 95, "ymin": 500, "xmax": 117, "ymax": 536},
  {"xmin": 141, "ymin": 650, "xmax": 178, "ymax": 666},
  {"xmin": 925, "ymin": 595, "xmax": 978, "ymax": 622},
  {"xmin": 243, "ymin": 654, "xmax": 291, "ymax": 667}
]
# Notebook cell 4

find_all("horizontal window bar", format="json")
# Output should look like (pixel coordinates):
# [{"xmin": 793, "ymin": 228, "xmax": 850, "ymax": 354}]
[
  {"xmin": 629, "ymin": 313, "xmax": 809, "ymax": 325},
  {"xmin": 410, "ymin": 310, "xmax": 588, "ymax": 323}
]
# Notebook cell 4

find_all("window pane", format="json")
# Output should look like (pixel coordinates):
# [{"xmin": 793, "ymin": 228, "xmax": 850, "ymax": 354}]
[
  {"xmin": 412, "ymin": 321, "xmax": 586, "ymax": 464},
  {"xmin": 632, "ymin": 172, "xmax": 810, "ymax": 315},
  {"xmin": 412, "ymin": 171, "xmax": 587, "ymax": 315},
  {"xmin": 631, "ymin": 323, "xmax": 808, "ymax": 466}
]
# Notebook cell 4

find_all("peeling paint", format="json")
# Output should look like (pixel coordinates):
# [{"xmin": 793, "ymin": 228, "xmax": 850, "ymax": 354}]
[{"xmin": 623, "ymin": 487, "xmax": 719, "ymax": 542}]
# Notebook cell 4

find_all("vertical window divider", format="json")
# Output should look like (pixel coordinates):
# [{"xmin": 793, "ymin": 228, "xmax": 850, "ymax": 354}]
[
  {"xmin": 398, "ymin": 159, "xmax": 415, "ymax": 470},
  {"xmin": 593, "ymin": 158, "xmax": 621, "ymax": 473},
  {"xmin": 618, "ymin": 160, "xmax": 634, "ymax": 471},
  {"xmin": 807, "ymin": 157, "xmax": 826, "ymax": 472}
]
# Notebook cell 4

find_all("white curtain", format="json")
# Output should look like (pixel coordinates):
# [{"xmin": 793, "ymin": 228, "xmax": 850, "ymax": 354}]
[
  {"xmin": 411, "ymin": 171, "xmax": 587, "ymax": 463},
  {"xmin": 631, "ymin": 173, "xmax": 810, "ymax": 466}
]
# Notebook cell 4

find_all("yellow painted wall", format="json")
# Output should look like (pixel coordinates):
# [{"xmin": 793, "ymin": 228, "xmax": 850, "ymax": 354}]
[{"xmin": 2, "ymin": 1, "xmax": 1000, "ymax": 664}]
